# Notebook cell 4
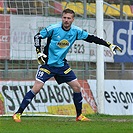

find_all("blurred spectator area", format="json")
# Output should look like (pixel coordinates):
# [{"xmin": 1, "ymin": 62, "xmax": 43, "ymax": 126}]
[
  {"xmin": 60, "ymin": 1, "xmax": 133, "ymax": 18},
  {"xmin": 0, "ymin": 0, "xmax": 133, "ymax": 18},
  {"xmin": 0, "ymin": 0, "xmax": 17, "ymax": 14}
]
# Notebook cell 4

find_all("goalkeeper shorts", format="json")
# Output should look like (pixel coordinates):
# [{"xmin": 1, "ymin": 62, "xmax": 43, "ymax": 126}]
[{"xmin": 36, "ymin": 63, "xmax": 77, "ymax": 84}]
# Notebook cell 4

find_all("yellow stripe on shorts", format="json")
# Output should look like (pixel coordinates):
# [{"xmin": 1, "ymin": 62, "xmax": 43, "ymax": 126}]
[
  {"xmin": 64, "ymin": 68, "xmax": 71, "ymax": 74},
  {"xmin": 40, "ymin": 68, "xmax": 51, "ymax": 74}
]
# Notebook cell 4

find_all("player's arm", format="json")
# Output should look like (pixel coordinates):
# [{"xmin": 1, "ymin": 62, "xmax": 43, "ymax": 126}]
[
  {"xmin": 34, "ymin": 33, "xmax": 47, "ymax": 64},
  {"xmin": 84, "ymin": 34, "xmax": 122, "ymax": 55}
]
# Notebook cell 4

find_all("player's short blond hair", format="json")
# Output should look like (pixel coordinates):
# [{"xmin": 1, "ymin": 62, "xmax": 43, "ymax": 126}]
[{"xmin": 62, "ymin": 8, "xmax": 75, "ymax": 17}]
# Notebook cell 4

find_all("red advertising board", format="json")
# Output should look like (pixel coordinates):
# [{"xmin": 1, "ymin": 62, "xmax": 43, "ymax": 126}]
[{"xmin": 0, "ymin": 15, "xmax": 10, "ymax": 59}]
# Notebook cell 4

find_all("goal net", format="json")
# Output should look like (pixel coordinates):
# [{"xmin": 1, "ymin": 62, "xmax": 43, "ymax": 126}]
[{"xmin": 0, "ymin": 0, "xmax": 106, "ymax": 116}]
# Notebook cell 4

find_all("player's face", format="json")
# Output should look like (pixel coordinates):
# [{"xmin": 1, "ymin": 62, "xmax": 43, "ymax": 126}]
[{"xmin": 62, "ymin": 13, "xmax": 74, "ymax": 30}]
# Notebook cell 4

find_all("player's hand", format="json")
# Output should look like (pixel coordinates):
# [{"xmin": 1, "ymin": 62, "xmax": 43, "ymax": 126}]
[
  {"xmin": 108, "ymin": 43, "xmax": 122, "ymax": 55},
  {"xmin": 37, "ymin": 53, "xmax": 47, "ymax": 65}
]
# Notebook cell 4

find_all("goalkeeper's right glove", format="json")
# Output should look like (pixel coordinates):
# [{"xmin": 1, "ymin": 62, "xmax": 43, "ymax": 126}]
[{"xmin": 37, "ymin": 53, "xmax": 47, "ymax": 65}]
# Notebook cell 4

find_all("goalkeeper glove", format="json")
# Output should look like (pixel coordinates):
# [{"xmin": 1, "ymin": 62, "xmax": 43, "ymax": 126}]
[
  {"xmin": 37, "ymin": 53, "xmax": 47, "ymax": 65},
  {"xmin": 108, "ymin": 43, "xmax": 122, "ymax": 55}
]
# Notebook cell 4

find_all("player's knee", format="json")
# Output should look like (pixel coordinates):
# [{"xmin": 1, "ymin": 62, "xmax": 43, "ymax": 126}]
[
  {"xmin": 32, "ymin": 80, "xmax": 44, "ymax": 94},
  {"xmin": 72, "ymin": 85, "xmax": 81, "ymax": 93}
]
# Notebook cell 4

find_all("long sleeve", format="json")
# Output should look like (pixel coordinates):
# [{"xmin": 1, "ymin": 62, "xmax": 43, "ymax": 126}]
[{"xmin": 83, "ymin": 34, "xmax": 110, "ymax": 47}]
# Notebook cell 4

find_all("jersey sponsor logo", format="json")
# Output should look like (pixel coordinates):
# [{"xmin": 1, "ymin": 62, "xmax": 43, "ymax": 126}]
[{"xmin": 57, "ymin": 39, "xmax": 69, "ymax": 48}]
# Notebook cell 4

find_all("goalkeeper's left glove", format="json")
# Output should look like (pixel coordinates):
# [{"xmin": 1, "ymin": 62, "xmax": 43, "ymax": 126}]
[
  {"xmin": 107, "ymin": 42, "xmax": 122, "ymax": 55},
  {"xmin": 37, "ymin": 53, "xmax": 47, "ymax": 65}
]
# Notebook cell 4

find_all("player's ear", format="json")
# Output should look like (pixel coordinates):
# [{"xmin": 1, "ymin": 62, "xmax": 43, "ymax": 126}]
[{"xmin": 72, "ymin": 17, "xmax": 74, "ymax": 22}]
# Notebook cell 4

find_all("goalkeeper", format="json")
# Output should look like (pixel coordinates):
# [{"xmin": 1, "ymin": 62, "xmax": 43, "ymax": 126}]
[{"xmin": 13, "ymin": 8, "xmax": 122, "ymax": 122}]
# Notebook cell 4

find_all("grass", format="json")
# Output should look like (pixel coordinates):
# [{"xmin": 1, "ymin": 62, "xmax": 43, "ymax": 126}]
[{"xmin": 0, "ymin": 114, "xmax": 133, "ymax": 133}]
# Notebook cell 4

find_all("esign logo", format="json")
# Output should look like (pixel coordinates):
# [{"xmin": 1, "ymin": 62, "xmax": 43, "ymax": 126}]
[{"xmin": 104, "ymin": 86, "xmax": 133, "ymax": 109}]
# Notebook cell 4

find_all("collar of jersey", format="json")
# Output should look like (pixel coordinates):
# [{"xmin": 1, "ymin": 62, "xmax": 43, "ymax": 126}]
[{"xmin": 62, "ymin": 24, "xmax": 71, "ymax": 31}]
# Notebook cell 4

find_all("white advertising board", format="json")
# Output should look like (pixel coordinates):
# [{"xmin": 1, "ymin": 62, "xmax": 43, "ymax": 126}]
[
  {"xmin": 0, "ymin": 80, "xmax": 74, "ymax": 114},
  {"xmin": 88, "ymin": 80, "xmax": 133, "ymax": 115},
  {"xmin": 0, "ymin": 80, "xmax": 96, "ymax": 115},
  {"xmin": 0, "ymin": 80, "xmax": 132, "ymax": 115}
]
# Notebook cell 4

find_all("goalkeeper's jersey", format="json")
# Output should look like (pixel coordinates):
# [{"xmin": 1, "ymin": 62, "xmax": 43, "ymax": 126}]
[{"xmin": 40, "ymin": 22, "xmax": 88, "ymax": 67}]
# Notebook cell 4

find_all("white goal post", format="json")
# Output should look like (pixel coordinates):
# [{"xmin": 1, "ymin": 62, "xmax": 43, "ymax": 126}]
[{"xmin": 96, "ymin": 0, "xmax": 104, "ymax": 114}]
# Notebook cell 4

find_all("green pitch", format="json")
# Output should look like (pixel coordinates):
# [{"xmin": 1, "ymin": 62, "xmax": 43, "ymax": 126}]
[{"xmin": 0, "ymin": 114, "xmax": 132, "ymax": 133}]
